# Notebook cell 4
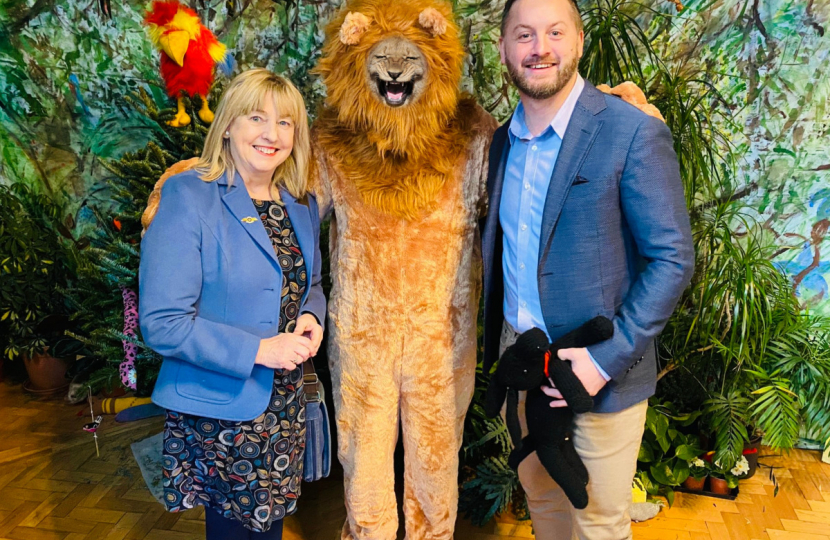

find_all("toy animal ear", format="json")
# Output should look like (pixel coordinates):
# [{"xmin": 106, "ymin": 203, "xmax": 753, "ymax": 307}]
[
  {"xmin": 339, "ymin": 12, "xmax": 371, "ymax": 45},
  {"xmin": 418, "ymin": 7, "xmax": 448, "ymax": 37}
]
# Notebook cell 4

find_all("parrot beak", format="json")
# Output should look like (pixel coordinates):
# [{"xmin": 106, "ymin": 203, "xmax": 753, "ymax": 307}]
[{"xmin": 159, "ymin": 30, "xmax": 190, "ymax": 67}]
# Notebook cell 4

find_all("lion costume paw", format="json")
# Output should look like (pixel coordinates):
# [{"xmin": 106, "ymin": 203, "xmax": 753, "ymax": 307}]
[
  {"xmin": 597, "ymin": 81, "xmax": 665, "ymax": 122},
  {"xmin": 141, "ymin": 157, "xmax": 200, "ymax": 234}
]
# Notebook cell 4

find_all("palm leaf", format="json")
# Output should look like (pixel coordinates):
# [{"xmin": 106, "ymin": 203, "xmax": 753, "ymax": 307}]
[
  {"xmin": 704, "ymin": 391, "xmax": 750, "ymax": 470},
  {"xmin": 747, "ymin": 368, "xmax": 801, "ymax": 451}
]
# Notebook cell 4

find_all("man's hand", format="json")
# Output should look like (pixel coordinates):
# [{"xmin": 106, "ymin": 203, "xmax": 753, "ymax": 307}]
[
  {"xmin": 294, "ymin": 313, "xmax": 324, "ymax": 357},
  {"xmin": 541, "ymin": 347, "xmax": 607, "ymax": 408}
]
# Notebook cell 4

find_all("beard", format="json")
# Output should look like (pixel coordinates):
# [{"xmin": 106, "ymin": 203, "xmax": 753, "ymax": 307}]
[{"xmin": 506, "ymin": 54, "xmax": 580, "ymax": 100}]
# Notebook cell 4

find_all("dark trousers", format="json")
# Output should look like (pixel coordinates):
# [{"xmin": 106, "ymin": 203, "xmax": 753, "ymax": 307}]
[{"xmin": 205, "ymin": 509, "xmax": 284, "ymax": 540}]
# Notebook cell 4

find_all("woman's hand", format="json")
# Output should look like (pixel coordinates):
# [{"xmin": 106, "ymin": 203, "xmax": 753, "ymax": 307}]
[
  {"xmin": 294, "ymin": 313, "xmax": 324, "ymax": 356},
  {"xmin": 254, "ymin": 333, "xmax": 313, "ymax": 371}
]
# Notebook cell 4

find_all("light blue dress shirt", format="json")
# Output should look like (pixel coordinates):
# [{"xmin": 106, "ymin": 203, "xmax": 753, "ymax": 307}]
[{"xmin": 499, "ymin": 76, "xmax": 610, "ymax": 381}]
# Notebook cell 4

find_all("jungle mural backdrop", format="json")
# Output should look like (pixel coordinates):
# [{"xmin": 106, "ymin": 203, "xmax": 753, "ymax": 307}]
[{"xmin": 1, "ymin": 0, "xmax": 829, "ymax": 521}]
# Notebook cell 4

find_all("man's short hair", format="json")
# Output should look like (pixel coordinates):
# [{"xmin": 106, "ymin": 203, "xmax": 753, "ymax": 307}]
[{"xmin": 500, "ymin": 0, "xmax": 583, "ymax": 36}]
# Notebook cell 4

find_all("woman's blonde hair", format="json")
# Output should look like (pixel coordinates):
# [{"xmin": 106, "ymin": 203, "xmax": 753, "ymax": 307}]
[{"xmin": 197, "ymin": 69, "xmax": 310, "ymax": 199}]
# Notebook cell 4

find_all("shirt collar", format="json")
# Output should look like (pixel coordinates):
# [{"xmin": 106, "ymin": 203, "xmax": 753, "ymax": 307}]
[{"xmin": 509, "ymin": 74, "xmax": 585, "ymax": 142}]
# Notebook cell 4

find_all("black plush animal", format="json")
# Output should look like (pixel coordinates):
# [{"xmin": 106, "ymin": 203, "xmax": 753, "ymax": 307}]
[{"xmin": 484, "ymin": 316, "xmax": 614, "ymax": 509}]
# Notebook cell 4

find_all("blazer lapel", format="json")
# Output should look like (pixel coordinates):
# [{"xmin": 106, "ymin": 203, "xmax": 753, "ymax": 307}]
[
  {"xmin": 487, "ymin": 120, "xmax": 511, "ymax": 213},
  {"xmin": 220, "ymin": 173, "xmax": 280, "ymax": 267},
  {"xmin": 539, "ymin": 85, "xmax": 605, "ymax": 258},
  {"xmin": 483, "ymin": 122, "xmax": 511, "ymax": 292},
  {"xmin": 280, "ymin": 190, "xmax": 314, "ymax": 303}
]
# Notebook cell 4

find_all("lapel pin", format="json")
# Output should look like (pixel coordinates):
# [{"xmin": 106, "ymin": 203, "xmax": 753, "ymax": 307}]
[{"xmin": 241, "ymin": 216, "xmax": 258, "ymax": 223}]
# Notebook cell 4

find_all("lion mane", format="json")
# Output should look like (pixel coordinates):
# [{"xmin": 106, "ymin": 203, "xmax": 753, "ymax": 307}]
[{"xmin": 313, "ymin": 0, "xmax": 479, "ymax": 220}]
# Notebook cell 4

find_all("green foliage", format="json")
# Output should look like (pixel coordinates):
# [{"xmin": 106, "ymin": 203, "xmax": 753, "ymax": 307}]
[
  {"xmin": 636, "ymin": 400, "xmax": 703, "ymax": 504},
  {"xmin": 459, "ymin": 339, "xmax": 523, "ymax": 525},
  {"xmin": 660, "ymin": 204, "xmax": 829, "ymax": 467},
  {"xmin": 65, "ymin": 88, "xmax": 210, "ymax": 393},
  {"xmin": 579, "ymin": 0, "xmax": 655, "ymax": 86},
  {"xmin": 0, "ymin": 183, "xmax": 79, "ymax": 360},
  {"xmin": 459, "ymin": 455, "xmax": 522, "ymax": 526},
  {"xmin": 650, "ymin": 68, "xmax": 736, "ymax": 208},
  {"xmin": 704, "ymin": 391, "xmax": 750, "ymax": 470},
  {"xmin": 747, "ymin": 367, "xmax": 801, "ymax": 450},
  {"xmin": 765, "ymin": 319, "xmax": 830, "ymax": 443}
]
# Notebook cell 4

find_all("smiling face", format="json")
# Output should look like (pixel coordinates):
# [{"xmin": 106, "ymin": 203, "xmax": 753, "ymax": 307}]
[
  {"xmin": 365, "ymin": 36, "xmax": 427, "ymax": 107},
  {"xmin": 226, "ymin": 93, "xmax": 295, "ymax": 186},
  {"xmin": 499, "ymin": 0, "xmax": 584, "ymax": 101}
]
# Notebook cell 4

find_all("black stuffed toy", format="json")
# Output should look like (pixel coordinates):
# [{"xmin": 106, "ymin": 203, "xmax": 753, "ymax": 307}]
[{"xmin": 484, "ymin": 316, "xmax": 614, "ymax": 510}]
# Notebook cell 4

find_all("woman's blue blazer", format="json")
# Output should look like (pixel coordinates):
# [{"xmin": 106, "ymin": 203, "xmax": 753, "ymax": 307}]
[{"xmin": 139, "ymin": 169, "xmax": 326, "ymax": 421}]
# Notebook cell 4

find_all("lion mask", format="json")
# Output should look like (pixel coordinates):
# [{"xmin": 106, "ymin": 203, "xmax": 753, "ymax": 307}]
[{"xmin": 314, "ymin": 0, "xmax": 465, "ymax": 159}]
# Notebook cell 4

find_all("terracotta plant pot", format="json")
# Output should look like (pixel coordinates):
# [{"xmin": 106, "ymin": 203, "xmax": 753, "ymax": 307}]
[
  {"xmin": 683, "ymin": 476, "xmax": 706, "ymax": 491},
  {"xmin": 709, "ymin": 477, "xmax": 731, "ymax": 495},
  {"xmin": 23, "ymin": 351, "xmax": 68, "ymax": 394}
]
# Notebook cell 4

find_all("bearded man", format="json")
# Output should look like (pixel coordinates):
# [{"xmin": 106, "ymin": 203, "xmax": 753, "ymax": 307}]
[{"xmin": 480, "ymin": 0, "xmax": 694, "ymax": 539}]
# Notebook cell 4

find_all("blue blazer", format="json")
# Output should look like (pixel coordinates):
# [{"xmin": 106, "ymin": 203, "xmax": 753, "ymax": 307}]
[
  {"xmin": 481, "ymin": 82, "xmax": 695, "ymax": 413},
  {"xmin": 139, "ymin": 169, "xmax": 326, "ymax": 421}
]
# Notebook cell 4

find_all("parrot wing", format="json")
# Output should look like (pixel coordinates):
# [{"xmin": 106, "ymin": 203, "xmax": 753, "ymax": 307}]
[{"xmin": 208, "ymin": 42, "xmax": 235, "ymax": 77}]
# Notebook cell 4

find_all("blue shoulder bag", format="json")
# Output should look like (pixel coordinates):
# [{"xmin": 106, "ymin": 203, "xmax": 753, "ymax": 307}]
[{"xmin": 302, "ymin": 359, "xmax": 331, "ymax": 482}]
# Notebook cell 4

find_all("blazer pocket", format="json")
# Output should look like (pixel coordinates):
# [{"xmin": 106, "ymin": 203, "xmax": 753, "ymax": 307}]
[
  {"xmin": 175, "ymin": 361, "xmax": 245, "ymax": 405},
  {"xmin": 566, "ymin": 176, "xmax": 594, "ymax": 201}
]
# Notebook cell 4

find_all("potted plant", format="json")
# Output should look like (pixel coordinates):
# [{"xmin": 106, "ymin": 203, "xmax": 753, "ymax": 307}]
[
  {"xmin": 707, "ymin": 454, "xmax": 748, "ymax": 496},
  {"xmin": 0, "ymin": 184, "xmax": 80, "ymax": 393},
  {"xmin": 658, "ymin": 206, "xmax": 830, "ymax": 476},
  {"xmin": 636, "ymin": 400, "xmax": 703, "ymax": 505},
  {"xmin": 683, "ymin": 457, "xmax": 708, "ymax": 491}
]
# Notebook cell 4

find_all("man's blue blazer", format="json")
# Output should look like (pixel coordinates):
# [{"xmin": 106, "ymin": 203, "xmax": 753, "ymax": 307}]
[
  {"xmin": 139, "ymin": 169, "xmax": 325, "ymax": 421},
  {"xmin": 481, "ymin": 82, "xmax": 695, "ymax": 413}
]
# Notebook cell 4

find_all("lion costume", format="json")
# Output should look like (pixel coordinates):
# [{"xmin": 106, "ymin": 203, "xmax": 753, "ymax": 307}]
[{"xmin": 312, "ymin": 1, "xmax": 497, "ymax": 538}]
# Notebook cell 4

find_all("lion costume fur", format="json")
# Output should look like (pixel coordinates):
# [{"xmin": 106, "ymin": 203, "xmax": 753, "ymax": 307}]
[{"xmin": 311, "ymin": 1, "xmax": 497, "ymax": 538}]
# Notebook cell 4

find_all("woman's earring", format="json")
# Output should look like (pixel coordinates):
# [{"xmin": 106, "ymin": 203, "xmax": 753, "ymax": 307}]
[{"xmin": 224, "ymin": 130, "xmax": 230, "ymax": 138}]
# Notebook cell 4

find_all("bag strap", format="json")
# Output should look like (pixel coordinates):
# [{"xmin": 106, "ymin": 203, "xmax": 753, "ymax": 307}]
[{"xmin": 302, "ymin": 360, "xmax": 322, "ymax": 403}]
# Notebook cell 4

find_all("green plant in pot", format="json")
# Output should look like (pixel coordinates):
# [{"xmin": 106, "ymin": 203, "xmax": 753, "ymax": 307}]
[
  {"xmin": 636, "ymin": 401, "xmax": 703, "ymax": 505},
  {"xmin": 705, "ymin": 452, "xmax": 748, "ymax": 495},
  {"xmin": 658, "ymin": 202, "xmax": 830, "ymax": 473},
  {"xmin": 0, "ymin": 183, "xmax": 80, "ymax": 392},
  {"xmin": 683, "ymin": 457, "xmax": 708, "ymax": 491}
]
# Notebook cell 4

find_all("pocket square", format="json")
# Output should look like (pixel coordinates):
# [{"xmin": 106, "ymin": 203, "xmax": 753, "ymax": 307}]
[{"xmin": 573, "ymin": 176, "xmax": 589, "ymax": 186}]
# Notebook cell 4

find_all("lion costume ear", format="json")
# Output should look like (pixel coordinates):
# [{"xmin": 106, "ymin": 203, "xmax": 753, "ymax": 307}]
[
  {"xmin": 340, "ymin": 12, "xmax": 371, "ymax": 45},
  {"xmin": 418, "ymin": 7, "xmax": 448, "ymax": 36}
]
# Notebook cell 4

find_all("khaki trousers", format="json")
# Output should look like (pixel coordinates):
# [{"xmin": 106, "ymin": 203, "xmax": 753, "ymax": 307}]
[{"xmin": 499, "ymin": 322, "xmax": 648, "ymax": 540}]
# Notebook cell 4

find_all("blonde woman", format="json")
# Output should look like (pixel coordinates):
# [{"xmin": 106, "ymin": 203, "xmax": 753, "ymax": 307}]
[{"xmin": 139, "ymin": 69, "xmax": 324, "ymax": 539}]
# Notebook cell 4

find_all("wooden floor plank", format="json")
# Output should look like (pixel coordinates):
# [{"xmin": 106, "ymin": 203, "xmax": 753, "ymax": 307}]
[
  {"xmin": 18, "ymin": 492, "xmax": 69, "ymax": 528},
  {"xmin": 4, "ymin": 526, "xmax": 68, "ymax": 540},
  {"xmin": 794, "ymin": 509, "xmax": 830, "ymax": 525},
  {"xmin": 767, "ymin": 529, "xmax": 830, "ymax": 540},
  {"xmin": 101, "ymin": 514, "xmax": 144, "ymax": 540},
  {"xmin": 0, "ymin": 503, "xmax": 41, "ymax": 538},
  {"xmin": 780, "ymin": 517, "xmax": 830, "ymax": 536}
]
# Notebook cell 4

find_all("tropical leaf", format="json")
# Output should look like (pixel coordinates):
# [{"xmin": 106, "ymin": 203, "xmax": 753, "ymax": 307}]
[
  {"xmin": 748, "ymin": 368, "xmax": 801, "ymax": 451},
  {"xmin": 704, "ymin": 392, "xmax": 750, "ymax": 470}
]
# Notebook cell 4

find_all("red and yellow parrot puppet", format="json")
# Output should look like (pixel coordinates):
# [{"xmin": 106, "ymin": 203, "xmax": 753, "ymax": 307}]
[{"xmin": 144, "ymin": 1, "xmax": 234, "ymax": 127}]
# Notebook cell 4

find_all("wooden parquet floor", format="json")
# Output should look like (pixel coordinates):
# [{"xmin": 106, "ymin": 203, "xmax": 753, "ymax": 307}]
[{"xmin": 1, "ymin": 378, "xmax": 828, "ymax": 540}]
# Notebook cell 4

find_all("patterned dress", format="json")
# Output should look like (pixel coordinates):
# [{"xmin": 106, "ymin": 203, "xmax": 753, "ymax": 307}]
[{"xmin": 161, "ymin": 198, "xmax": 308, "ymax": 532}]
